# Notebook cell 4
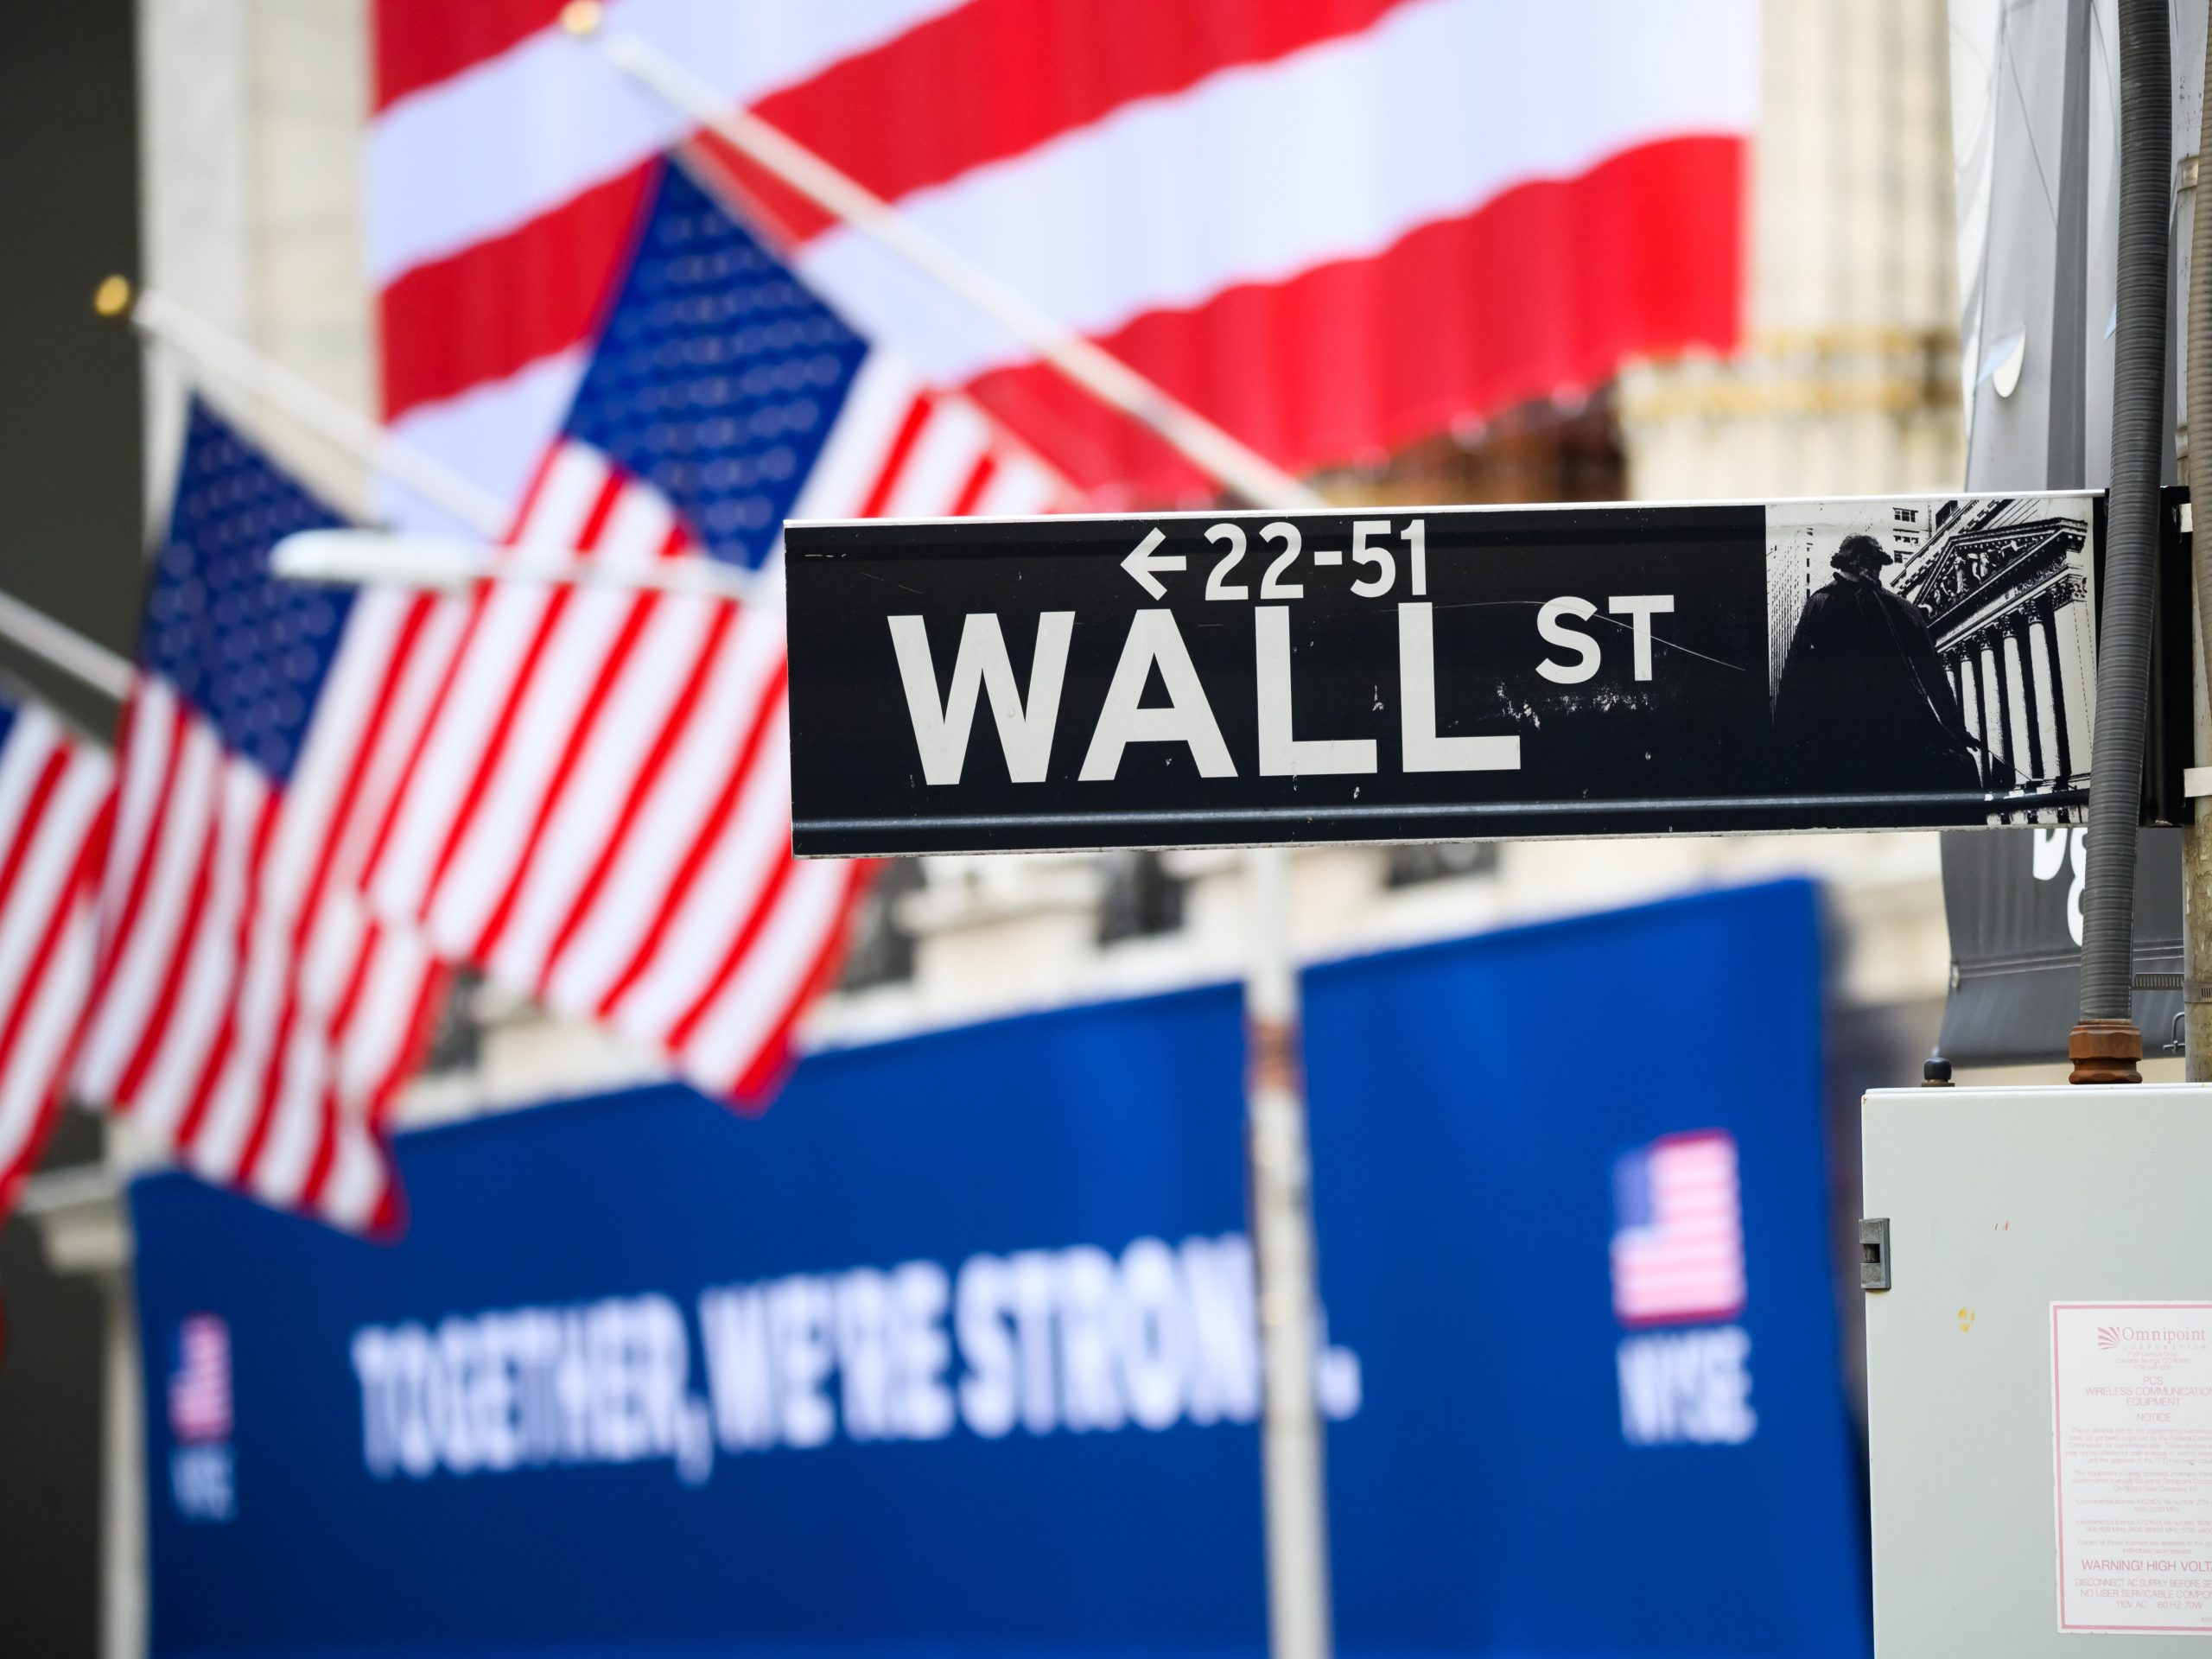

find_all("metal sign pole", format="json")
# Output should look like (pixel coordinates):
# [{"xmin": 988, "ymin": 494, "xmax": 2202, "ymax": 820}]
[
  {"xmin": 2185, "ymin": 15, "xmax": 2212, "ymax": 1080},
  {"xmin": 1244, "ymin": 844, "xmax": 1332, "ymax": 1659}
]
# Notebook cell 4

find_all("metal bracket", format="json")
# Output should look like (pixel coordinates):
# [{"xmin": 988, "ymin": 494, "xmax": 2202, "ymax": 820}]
[
  {"xmin": 1859, "ymin": 1217, "xmax": 1892, "ymax": 1292},
  {"xmin": 2133, "ymin": 972, "xmax": 2212, "ymax": 1002}
]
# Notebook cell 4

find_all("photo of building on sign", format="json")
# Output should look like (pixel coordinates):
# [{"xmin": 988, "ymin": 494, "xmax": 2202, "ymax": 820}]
[{"xmin": 1765, "ymin": 496, "xmax": 2094, "ymax": 822}]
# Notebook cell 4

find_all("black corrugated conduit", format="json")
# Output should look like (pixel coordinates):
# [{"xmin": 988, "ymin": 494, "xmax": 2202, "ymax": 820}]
[{"xmin": 2075, "ymin": 0, "xmax": 2171, "ymax": 1054}]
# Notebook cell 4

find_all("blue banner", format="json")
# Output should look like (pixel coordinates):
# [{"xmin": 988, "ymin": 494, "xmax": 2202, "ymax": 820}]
[{"xmin": 134, "ymin": 878, "xmax": 1866, "ymax": 1659}]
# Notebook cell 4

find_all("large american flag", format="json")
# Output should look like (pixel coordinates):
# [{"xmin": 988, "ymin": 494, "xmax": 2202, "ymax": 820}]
[
  {"xmin": 72, "ymin": 404, "xmax": 450, "ymax": 1234},
  {"xmin": 360, "ymin": 161, "xmax": 1058, "ymax": 1099},
  {"xmin": 0, "ymin": 692, "xmax": 112, "ymax": 1221},
  {"xmin": 1609, "ymin": 1129, "xmax": 1747, "ymax": 1327},
  {"xmin": 367, "ymin": 0, "xmax": 1753, "ymax": 517}
]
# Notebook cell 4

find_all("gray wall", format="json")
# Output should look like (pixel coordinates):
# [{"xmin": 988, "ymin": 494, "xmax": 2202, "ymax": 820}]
[{"xmin": 0, "ymin": 0, "xmax": 141, "ymax": 1652}]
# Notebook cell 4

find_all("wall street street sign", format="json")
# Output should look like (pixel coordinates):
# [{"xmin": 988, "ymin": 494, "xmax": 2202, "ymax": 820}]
[{"xmin": 785, "ymin": 492, "xmax": 2158, "ymax": 857}]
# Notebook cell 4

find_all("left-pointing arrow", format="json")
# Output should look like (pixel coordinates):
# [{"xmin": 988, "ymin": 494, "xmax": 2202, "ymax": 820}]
[{"xmin": 1121, "ymin": 527, "xmax": 1185, "ymax": 601}]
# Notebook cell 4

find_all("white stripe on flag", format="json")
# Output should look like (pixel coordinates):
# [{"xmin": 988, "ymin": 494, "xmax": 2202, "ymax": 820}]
[
  {"xmin": 882, "ymin": 398, "xmax": 991, "ymax": 518},
  {"xmin": 423, "ymin": 481, "xmax": 677, "ymax": 952},
  {"xmin": 603, "ymin": 702, "xmax": 792, "ymax": 1033},
  {"xmin": 680, "ymin": 855, "xmax": 853, "ymax": 1090},
  {"xmin": 538, "ymin": 594, "xmax": 787, "ymax": 1014}
]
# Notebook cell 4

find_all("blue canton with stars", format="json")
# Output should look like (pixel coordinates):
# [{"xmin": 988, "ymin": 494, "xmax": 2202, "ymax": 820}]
[
  {"xmin": 143, "ymin": 401, "xmax": 353, "ymax": 785},
  {"xmin": 562, "ymin": 162, "xmax": 873, "ymax": 570}
]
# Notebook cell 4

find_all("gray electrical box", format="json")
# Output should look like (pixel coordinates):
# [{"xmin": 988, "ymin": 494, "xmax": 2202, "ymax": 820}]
[{"xmin": 1863, "ymin": 1084, "xmax": 2212, "ymax": 1652}]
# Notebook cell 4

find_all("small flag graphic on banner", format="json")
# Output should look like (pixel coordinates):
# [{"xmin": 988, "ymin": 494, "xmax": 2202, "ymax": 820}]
[
  {"xmin": 168, "ymin": 1313, "xmax": 232, "ymax": 1445},
  {"xmin": 1610, "ymin": 1129, "xmax": 1747, "ymax": 1327}
]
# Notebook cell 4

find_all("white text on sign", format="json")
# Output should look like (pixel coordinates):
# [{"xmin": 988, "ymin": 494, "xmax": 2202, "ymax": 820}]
[{"xmin": 893, "ymin": 519, "xmax": 1677, "ymax": 783}]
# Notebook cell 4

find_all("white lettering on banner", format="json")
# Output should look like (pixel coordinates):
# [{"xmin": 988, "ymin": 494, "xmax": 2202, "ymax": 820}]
[
  {"xmin": 170, "ymin": 1446, "xmax": 235, "ymax": 1522},
  {"xmin": 351, "ymin": 1294, "xmax": 716, "ymax": 1487},
  {"xmin": 1616, "ymin": 1325, "xmax": 1758, "ymax": 1446},
  {"xmin": 347, "ymin": 1233, "xmax": 1359, "ymax": 1486},
  {"xmin": 2031, "ymin": 824, "xmax": 2089, "ymax": 946}
]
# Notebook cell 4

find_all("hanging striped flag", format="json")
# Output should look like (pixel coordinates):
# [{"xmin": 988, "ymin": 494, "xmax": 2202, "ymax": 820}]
[
  {"xmin": 1609, "ymin": 1128, "xmax": 1747, "ymax": 1327},
  {"xmin": 0, "ymin": 692, "xmax": 112, "ymax": 1221},
  {"xmin": 367, "ymin": 0, "xmax": 1754, "ymax": 516},
  {"xmin": 360, "ymin": 161, "xmax": 1058, "ymax": 1101},
  {"xmin": 73, "ymin": 404, "xmax": 453, "ymax": 1234}
]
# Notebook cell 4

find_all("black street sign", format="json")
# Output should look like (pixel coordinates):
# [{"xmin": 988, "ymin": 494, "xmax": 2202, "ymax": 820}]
[{"xmin": 785, "ymin": 492, "xmax": 2145, "ymax": 857}]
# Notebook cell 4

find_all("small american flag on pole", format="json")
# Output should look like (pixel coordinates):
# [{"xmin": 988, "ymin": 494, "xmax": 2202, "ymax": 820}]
[
  {"xmin": 168, "ymin": 1313, "xmax": 232, "ymax": 1445},
  {"xmin": 0, "ymin": 691, "xmax": 112, "ymax": 1221},
  {"xmin": 1609, "ymin": 1129, "xmax": 1747, "ymax": 1327},
  {"xmin": 361, "ymin": 161, "xmax": 1061, "ymax": 1101},
  {"xmin": 72, "ymin": 405, "xmax": 449, "ymax": 1233}
]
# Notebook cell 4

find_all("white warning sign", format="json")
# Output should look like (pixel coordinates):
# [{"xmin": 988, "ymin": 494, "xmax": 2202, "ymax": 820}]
[{"xmin": 2051, "ymin": 1301, "xmax": 2212, "ymax": 1633}]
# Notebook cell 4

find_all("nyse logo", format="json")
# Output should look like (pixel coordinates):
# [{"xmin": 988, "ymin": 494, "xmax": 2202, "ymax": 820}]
[
  {"xmin": 1608, "ymin": 1131, "xmax": 1757, "ymax": 1448},
  {"xmin": 168, "ymin": 1313, "xmax": 235, "ymax": 1522},
  {"xmin": 1616, "ymin": 1327, "xmax": 1757, "ymax": 1446}
]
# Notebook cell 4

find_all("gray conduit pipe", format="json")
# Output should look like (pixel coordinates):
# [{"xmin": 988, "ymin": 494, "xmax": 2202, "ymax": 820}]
[{"xmin": 2075, "ymin": 0, "xmax": 2171, "ymax": 1070}]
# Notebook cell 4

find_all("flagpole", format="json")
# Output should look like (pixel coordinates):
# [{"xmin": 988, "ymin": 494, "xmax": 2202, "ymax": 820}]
[
  {"xmin": 564, "ymin": 10, "xmax": 1334, "ymax": 1658},
  {"xmin": 0, "ymin": 587, "xmax": 132, "ymax": 702},
  {"xmin": 95, "ymin": 277, "xmax": 512, "ymax": 540},
  {"xmin": 572, "ymin": 8, "xmax": 1323, "ymax": 518}
]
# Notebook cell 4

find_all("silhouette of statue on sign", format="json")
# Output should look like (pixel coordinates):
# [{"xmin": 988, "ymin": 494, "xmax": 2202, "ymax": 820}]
[{"xmin": 1771, "ymin": 534, "xmax": 1983, "ymax": 794}]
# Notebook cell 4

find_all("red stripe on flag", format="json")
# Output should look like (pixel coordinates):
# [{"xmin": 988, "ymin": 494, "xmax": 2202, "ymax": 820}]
[
  {"xmin": 373, "ymin": 0, "xmax": 565, "ymax": 111},
  {"xmin": 728, "ymin": 861, "xmax": 871, "ymax": 1108},
  {"xmin": 416, "ymin": 468, "xmax": 626, "ymax": 915},
  {"xmin": 948, "ymin": 453, "xmax": 999, "ymax": 518},
  {"xmin": 90, "ymin": 698, "xmax": 191, "ymax": 1019},
  {"xmin": 112, "ymin": 782, "xmax": 226, "ymax": 1107},
  {"xmin": 856, "ymin": 397, "xmax": 937, "ymax": 519},
  {"xmin": 661, "ymin": 845, "xmax": 800, "ymax": 1051},
  {"xmin": 313, "ymin": 594, "xmax": 442, "ymax": 922},
  {"xmin": 378, "ymin": 163, "xmax": 653, "ymax": 420},
  {"xmin": 468, "ymin": 524, "xmax": 691, "ymax": 966},
  {"xmin": 535, "ymin": 601, "xmax": 742, "ymax": 989},
  {"xmin": 962, "ymin": 133, "xmax": 1747, "ymax": 499},
  {"xmin": 588, "ymin": 667, "xmax": 788, "ymax": 1020},
  {"xmin": 296, "ymin": 1089, "xmax": 345, "ymax": 1215},
  {"xmin": 168, "ymin": 789, "xmax": 282, "ymax": 1152},
  {"xmin": 373, "ymin": 960, "xmax": 453, "ymax": 1125},
  {"xmin": 0, "ymin": 793, "xmax": 111, "ymax": 1166},
  {"xmin": 0, "ymin": 747, "xmax": 67, "ymax": 924}
]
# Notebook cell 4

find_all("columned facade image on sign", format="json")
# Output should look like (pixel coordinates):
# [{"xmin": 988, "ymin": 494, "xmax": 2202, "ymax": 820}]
[
  {"xmin": 1910, "ymin": 499, "xmax": 2094, "ymax": 797},
  {"xmin": 1764, "ymin": 495, "xmax": 2096, "ymax": 809}
]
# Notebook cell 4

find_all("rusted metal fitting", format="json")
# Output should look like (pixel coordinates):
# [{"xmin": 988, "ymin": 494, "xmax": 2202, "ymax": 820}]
[{"xmin": 2069, "ymin": 1018, "xmax": 2144, "ymax": 1084}]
